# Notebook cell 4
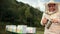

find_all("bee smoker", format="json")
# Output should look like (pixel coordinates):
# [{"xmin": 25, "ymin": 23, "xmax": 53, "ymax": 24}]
[{"xmin": 45, "ymin": 19, "xmax": 52, "ymax": 29}]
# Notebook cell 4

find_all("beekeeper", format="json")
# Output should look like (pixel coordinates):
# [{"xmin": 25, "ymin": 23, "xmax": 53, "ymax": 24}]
[{"xmin": 41, "ymin": 0, "xmax": 60, "ymax": 34}]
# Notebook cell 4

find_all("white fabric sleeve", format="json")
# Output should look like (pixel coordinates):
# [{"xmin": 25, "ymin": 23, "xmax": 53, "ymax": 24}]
[
  {"xmin": 53, "ymin": 13, "xmax": 60, "ymax": 23},
  {"xmin": 57, "ymin": 15, "xmax": 60, "ymax": 23},
  {"xmin": 40, "ymin": 13, "xmax": 46, "ymax": 26}
]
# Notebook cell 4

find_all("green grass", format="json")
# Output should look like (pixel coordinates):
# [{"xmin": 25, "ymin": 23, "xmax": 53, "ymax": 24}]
[
  {"xmin": 36, "ymin": 30, "xmax": 44, "ymax": 34},
  {"xmin": 36, "ymin": 27, "xmax": 44, "ymax": 34}
]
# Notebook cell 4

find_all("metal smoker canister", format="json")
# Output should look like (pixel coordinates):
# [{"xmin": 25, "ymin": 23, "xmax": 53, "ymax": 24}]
[{"xmin": 46, "ymin": 19, "xmax": 52, "ymax": 29}]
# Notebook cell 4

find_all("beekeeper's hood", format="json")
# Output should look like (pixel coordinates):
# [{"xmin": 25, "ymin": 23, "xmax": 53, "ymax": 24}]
[{"xmin": 45, "ymin": 0, "xmax": 59, "ymax": 15}]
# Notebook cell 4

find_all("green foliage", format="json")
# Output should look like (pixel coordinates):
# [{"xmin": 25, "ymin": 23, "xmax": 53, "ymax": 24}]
[{"xmin": 0, "ymin": 0, "xmax": 43, "ymax": 27}]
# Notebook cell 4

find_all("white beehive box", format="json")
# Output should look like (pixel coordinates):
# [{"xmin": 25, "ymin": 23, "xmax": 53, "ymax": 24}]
[
  {"xmin": 17, "ymin": 25, "xmax": 27, "ymax": 33},
  {"xmin": 27, "ymin": 27, "xmax": 36, "ymax": 33},
  {"xmin": 6, "ymin": 25, "xmax": 16, "ymax": 32}
]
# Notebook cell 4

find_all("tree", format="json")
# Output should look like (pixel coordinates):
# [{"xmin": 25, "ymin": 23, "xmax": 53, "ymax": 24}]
[{"xmin": 0, "ymin": 0, "xmax": 43, "ymax": 27}]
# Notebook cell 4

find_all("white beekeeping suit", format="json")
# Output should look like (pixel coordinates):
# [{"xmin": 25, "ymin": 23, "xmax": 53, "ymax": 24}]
[{"xmin": 41, "ymin": 0, "xmax": 60, "ymax": 34}]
